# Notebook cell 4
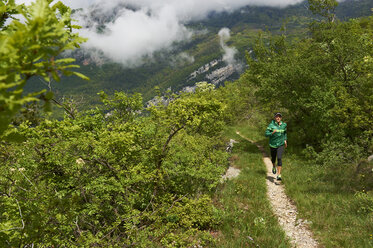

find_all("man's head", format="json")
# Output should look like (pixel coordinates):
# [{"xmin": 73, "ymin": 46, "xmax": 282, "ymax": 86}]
[{"xmin": 274, "ymin": 113, "xmax": 282, "ymax": 122}]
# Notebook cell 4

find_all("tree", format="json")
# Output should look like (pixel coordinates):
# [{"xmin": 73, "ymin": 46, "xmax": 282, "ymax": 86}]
[
  {"xmin": 246, "ymin": 10, "xmax": 373, "ymax": 159},
  {"xmin": 308, "ymin": 0, "xmax": 338, "ymax": 23},
  {"xmin": 0, "ymin": 0, "xmax": 87, "ymax": 136}
]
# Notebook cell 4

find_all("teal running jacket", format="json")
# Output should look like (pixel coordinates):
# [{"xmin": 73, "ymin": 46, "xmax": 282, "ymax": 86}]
[{"xmin": 265, "ymin": 120, "xmax": 287, "ymax": 148}]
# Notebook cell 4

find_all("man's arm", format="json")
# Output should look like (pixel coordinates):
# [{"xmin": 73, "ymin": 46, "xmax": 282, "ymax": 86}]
[{"xmin": 265, "ymin": 125, "xmax": 274, "ymax": 137}]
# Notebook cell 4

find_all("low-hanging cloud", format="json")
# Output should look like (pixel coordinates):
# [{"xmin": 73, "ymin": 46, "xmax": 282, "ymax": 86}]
[
  {"xmin": 78, "ymin": 6, "xmax": 192, "ymax": 67},
  {"xmin": 218, "ymin": 28, "xmax": 238, "ymax": 66},
  {"xmin": 171, "ymin": 52, "xmax": 195, "ymax": 67},
  {"xmin": 16, "ymin": 0, "xmax": 343, "ymax": 67}
]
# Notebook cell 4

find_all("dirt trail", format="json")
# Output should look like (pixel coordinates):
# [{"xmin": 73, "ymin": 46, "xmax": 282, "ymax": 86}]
[{"xmin": 236, "ymin": 132, "xmax": 319, "ymax": 248}]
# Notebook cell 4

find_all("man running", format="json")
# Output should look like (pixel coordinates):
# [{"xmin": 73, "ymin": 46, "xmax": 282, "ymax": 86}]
[{"xmin": 265, "ymin": 113, "xmax": 287, "ymax": 181}]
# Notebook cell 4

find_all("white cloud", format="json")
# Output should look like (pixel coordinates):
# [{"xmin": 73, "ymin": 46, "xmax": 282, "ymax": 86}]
[
  {"xmin": 79, "ymin": 7, "xmax": 192, "ymax": 67},
  {"xmin": 218, "ymin": 28, "xmax": 237, "ymax": 65},
  {"xmin": 171, "ymin": 52, "xmax": 195, "ymax": 67},
  {"xmin": 218, "ymin": 28, "xmax": 243, "ymax": 71}
]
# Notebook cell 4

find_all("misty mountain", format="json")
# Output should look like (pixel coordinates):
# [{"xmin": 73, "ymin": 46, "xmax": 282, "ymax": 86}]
[
  {"xmin": 25, "ymin": 0, "xmax": 373, "ymax": 108},
  {"xmin": 195, "ymin": 0, "xmax": 373, "ymax": 30}
]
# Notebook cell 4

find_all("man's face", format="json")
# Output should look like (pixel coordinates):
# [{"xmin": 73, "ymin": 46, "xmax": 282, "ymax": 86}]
[{"xmin": 275, "ymin": 115, "xmax": 282, "ymax": 122}]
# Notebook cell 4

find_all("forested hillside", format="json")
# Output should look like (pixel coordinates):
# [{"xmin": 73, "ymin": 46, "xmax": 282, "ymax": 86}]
[
  {"xmin": 1, "ymin": 0, "xmax": 372, "ymax": 247},
  {"xmin": 24, "ymin": 0, "xmax": 373, "ymax": 108}
]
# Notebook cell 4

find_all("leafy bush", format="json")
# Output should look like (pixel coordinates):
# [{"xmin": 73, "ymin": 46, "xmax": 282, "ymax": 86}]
[
  {"xmin": 0, "ymin": 87, "xmax": 229, "ymax": 247},
  {"xmin": 303, "ymin": 136, "xmax": 366, "ymax": 167},
  {"xmin": 354, "ymin": 191, "xmax": 373, "ymax": 214}
]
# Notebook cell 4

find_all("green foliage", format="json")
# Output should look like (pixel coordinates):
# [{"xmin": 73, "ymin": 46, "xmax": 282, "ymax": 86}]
[
  {"xmin": 354, "ymin": 191, "xmax": 373, "ymax": 215},
  {"xmin": 303, "ymin": 136, "xmax": 369, "ymax": 168},
  {"xmin": 98, "ymin": 90, "xmax": 143, "ymax": 122},
  {"xmin": 215, "ymin": 76, "xmax": 256, "ymax": 124},
  {"xmin": 308, "ymin": 0, "xmax": 338, "ymax": 22},
  {"xmin": 0, "ymin": 0, "xmax": 23, "ymax": 29},
  {"xmin": 246, "ymin": 13, "xmax": 373, "ymax": 163},
  {"xmin": 158, "ymin": 195, "xmax": 217, "ymax": 247},
  {"xmin": 0, "ymin": 87, "xmax": 228, "ymax": 246},
  {"xmin": 0, "ymin": 0, "xmax": 87, "ymax": 136}
]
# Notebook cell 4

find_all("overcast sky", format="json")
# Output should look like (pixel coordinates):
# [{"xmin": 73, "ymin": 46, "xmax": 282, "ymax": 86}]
[{"xmin": 16, "ymin": 0, "xmax": 343, "ymax": 66}]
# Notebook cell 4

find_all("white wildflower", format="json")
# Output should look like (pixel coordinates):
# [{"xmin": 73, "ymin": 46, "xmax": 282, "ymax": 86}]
[{"xmin": 76, "ymin": 158, "xmax": 85, "ymax": 165}]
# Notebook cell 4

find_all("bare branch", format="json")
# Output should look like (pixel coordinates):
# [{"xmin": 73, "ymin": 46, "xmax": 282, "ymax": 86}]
[
  {"xmin": 74, "ymin": 216, "xmax": 82, "ymax": 237},
  {"xmin": 51, "ymin": 98, "xmax": 76, "ymax": 119},
  {"xmin": 18, "ymin": 170, "xmax": 35, "ymax": 188}
]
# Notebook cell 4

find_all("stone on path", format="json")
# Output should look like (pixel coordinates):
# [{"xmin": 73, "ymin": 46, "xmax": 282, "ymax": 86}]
[{"xmin": 221, "ymin": 166, "xmax": 241, "ymax": 182}]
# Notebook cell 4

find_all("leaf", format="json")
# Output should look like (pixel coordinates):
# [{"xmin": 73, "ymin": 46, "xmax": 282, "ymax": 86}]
[
  {"xmin": 44, "ymin": 91, "xmax": 54, "ymax": 100},
  {"xmin": 51, "ymin": 70, "xmax": 60, "ymax": 82},
  {"xmin": 73, "ymin": 71, "xmax": 90, "ymax": 81},
  {"xmin": 1, "ymin": 128, "xmax": 26, "ymax": 143},
  {"xmin": 55, "ymin": 58, "xmax": 75, "ymax": 64}
]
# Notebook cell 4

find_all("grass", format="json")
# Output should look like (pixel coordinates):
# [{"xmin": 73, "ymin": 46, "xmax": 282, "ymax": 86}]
[
  {"xmin": 230, "ymin": 115, "xmax": 373, "ymax": 248},
  {"xmin": 284, "ymin": 155, "xmax": 373, "ymax": 248},
  {"xmin": 212, "ymin": 125, "xmax": 290, "ymax": 248}
]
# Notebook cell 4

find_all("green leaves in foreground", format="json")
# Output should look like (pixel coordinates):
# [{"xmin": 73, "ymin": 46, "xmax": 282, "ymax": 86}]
[
  {"xmin": 0, "ymin": 86, "xmax": 229, "ymax": 247},
  {"xmin": 0, "ymin": 0, "xmax": 87, "ymax": 136}
]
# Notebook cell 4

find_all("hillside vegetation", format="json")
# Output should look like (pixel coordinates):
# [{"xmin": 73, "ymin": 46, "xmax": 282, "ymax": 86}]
[
  {"xmin": 24, "ymin": 0, "xmax": 373, "ymax": 107},
  {"xmin": 1, "ymin": 0, "xmax": 372, "ymax": 247}
]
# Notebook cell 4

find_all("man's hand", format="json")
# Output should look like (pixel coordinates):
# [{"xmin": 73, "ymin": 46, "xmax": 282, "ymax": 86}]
[
  {"xmin": 285, "ymin": 140, "xmax": 287, "ymax": 148},
  {"xmin": 272, "ymin": 129, "xmax": 277, "ymax": 134}
]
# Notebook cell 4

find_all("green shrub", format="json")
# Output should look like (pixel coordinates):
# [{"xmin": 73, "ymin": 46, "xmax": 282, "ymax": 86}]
[
  {"xmin": 0, "ymin": 89, "xmax": 227, "ymax": 247},
  {"xmin": 354, "ymin": 191, "xmax": 373, "ymax": 214}
]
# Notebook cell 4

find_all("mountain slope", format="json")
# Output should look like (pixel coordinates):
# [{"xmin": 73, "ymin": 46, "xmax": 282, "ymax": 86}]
[{"xmin": 25, "ymin": 0, "xmax": 373, "ymax": 107}]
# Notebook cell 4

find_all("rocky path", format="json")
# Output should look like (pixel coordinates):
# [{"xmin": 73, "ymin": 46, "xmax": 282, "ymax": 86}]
[{"xmin": 236, "ymin": 132, "xmax": 319, "ymax": 248}]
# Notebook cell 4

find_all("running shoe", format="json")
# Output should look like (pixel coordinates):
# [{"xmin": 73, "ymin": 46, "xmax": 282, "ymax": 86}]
[
  {"xmin": 277, "ymin": 175, "xmax": 282, "ymax": 181},
  {"xmin": 272, "ymin": 166, "xmax": 276, "ymax": 174}
]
